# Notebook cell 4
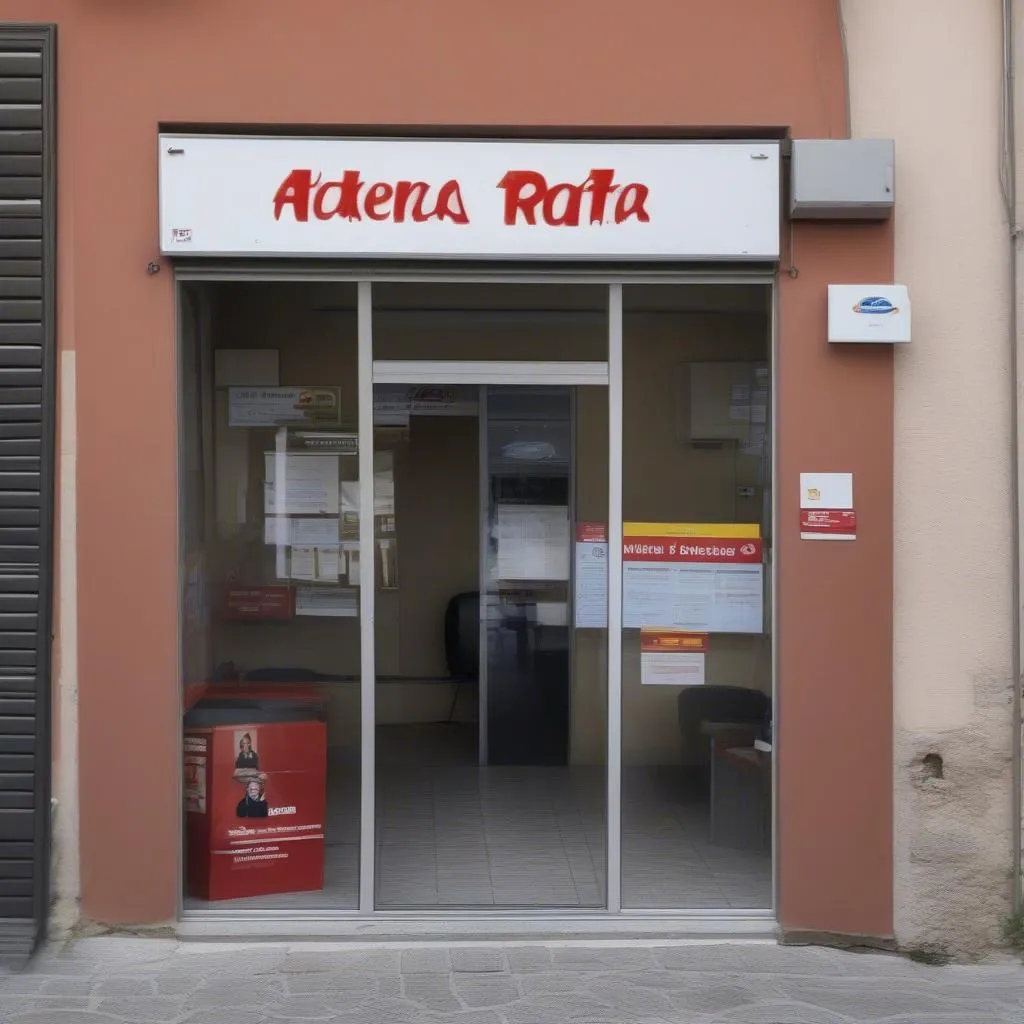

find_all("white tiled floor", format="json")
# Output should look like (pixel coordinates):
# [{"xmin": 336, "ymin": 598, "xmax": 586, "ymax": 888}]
[{"xmin": 184, "ymin": 725, "xmax": 771, "ymax": 913}]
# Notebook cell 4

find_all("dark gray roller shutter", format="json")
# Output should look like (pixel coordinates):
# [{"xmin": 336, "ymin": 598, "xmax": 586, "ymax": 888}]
[{"xmin": 0, "ymin": 25, "xmax": 54, "ymax": 960}]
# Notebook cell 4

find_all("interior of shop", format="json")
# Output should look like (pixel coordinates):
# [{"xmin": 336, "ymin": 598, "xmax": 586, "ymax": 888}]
[{"xmin": 179, "ymin": 279, "xmax": 773, "ymax": 913}]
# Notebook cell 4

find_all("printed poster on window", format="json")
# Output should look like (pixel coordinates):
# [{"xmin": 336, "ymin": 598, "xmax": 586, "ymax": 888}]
[
  {"xmin": 574, "ymin": 523, "xmax": 609, "ymax": 628},
  {"xmin": 572, "ymin": 522, "xmax": 764, "ymax": 633},
  {"xmin": 229, "ymin": 386, "xmax": 342, "ymax": 428},
  {"xmin": 640, "ymin": 629, "xmax": 708, "ymax": 686},
  {"xmin": 623, "ymin": 522, "xmax": 763, "ymax": 633}
]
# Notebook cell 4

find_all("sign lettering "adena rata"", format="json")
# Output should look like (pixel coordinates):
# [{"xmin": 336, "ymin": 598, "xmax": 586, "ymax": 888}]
[
  {"xmin": 158, "ymin": 137, "xmax": 782, "ymax": 259},
  {"xmin": 272, "ymin": 168, "xmax": 651, "ymax": 227}
]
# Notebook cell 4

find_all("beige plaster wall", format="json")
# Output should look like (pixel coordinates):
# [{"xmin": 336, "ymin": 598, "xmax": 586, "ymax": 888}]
[{"xmin": 843, "ymin": 0, "xmax": 1015, "ymax": 956}]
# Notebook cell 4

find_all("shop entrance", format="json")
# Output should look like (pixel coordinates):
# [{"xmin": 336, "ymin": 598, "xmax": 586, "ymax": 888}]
[
  {"xmin": 372, "ymin": 377, "xmax": 609, "ymax": 909},
  {"xmin": 179, "ymin": 275, "xmax": 774, "ymax": 922}
]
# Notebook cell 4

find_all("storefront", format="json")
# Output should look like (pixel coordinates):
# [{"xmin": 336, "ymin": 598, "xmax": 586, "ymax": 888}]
[
  {"xmin": 159, "ymin": 131, "xmax": 895, "ymax": 941},
  {"xmin": 0, "ymin": 1, "xmax": 904, "ymax": 951}
]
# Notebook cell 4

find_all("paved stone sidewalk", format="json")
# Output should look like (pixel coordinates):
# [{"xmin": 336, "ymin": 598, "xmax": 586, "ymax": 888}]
[{"xmin": 0, "ymin": 937, "xmax": 1021, "ymax": 1023}]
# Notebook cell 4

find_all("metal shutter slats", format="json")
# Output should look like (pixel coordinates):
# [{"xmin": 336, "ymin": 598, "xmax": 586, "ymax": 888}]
[
  {"xmin": 0, "ymin": 301, "xmax": 39, "ymax": 321},
  {"xmin": 0, "ymin": 180, "xmax": 39, "ymax": 201},
  {"xmin": 0, "ymin": 82, "xmax": 40, "ymax": 105},
  {"xmin": 0, "ymin": 260, "xmax": 39, "ymax": 276},
  {"xmin": 0, "ymin": 280, "xmax": 41, "ymax": 300},
  {"xmin": 0, "ymin": 131, "xmax": 40, "ymax": 155},
  {"xmin": 0, "ymin": 158, "xmax": 40, "ymax": 177},
  {"xmin": 0, "ymin": 438, "xmax": 40, "ymax": 454},
  {"xmin": 0, "ymin": 350, "xmax": 40, "ymax": 370},
  {"xmin": 0, "ymin": 55, "xmax": 41, "ymax": 77},
  {"xmin": 0, "ymin": 28, "xmax": 51, "ymax": 959},
  {"xmin": 0, "ymin": 108, "xmax": 39, "ymax": 130},
  {"xmin": 0, "ymin": 495, "xmax": 41, "ymax": 510},
  {"xmin": 0, "ymin": 241, "xmax": 39, "ymax": 259},
  {"xmin": 0, "ymin": 372, "xmax": 41, "ymax": 390}
]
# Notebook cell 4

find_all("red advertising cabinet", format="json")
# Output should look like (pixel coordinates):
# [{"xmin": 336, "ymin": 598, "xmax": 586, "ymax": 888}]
[{"xmin": 183, "ymin": 689, "xmax": 328, "ymax": 902}]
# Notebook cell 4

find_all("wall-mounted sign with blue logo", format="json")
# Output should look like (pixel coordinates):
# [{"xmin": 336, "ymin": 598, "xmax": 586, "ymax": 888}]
[{"xmin": 828, "ymin": 284, "xmax": 911, "ymax": 344}]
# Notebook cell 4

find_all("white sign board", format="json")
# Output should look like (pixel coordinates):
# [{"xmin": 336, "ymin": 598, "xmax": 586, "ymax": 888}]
[
  {"xmin": 159, "ymin": 136, "xmax": 780, "ymax": 261},
  {"xmin": 827, "ymin": 284, "xmax": 911, "ymax": 343},
  {"xmin": 799, "ymin": 472, "xmax": 853, "ymax": 510},
  {"xmin": 228, "ymin": 386, "xmax": 341, "ymax": 427}
]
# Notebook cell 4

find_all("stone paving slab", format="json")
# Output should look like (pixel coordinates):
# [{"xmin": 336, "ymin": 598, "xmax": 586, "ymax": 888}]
[{"xmin": 0, "ymin": 937, "xmax": 1020, "ymax": 1023}]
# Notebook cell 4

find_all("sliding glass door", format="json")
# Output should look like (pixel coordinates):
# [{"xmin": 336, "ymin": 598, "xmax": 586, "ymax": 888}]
[{"xmin": 366, "ymin": 283, "xmax": 610, "ymax": 909}]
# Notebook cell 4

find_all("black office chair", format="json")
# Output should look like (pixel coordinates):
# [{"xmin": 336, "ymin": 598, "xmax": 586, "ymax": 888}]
[{"xmin": 444, "ymin": 591, "xmax": 479, "ymax": 721}]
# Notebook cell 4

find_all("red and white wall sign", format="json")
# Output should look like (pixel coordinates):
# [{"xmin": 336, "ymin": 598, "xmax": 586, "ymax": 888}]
[
  {"xmin": 158, "ymin": 136, "xmax": 780, "ymax": 260},
  {"xmin": 799, "ymin": 509, "xmax": 857, "ymax": 540},
  {"xmin": 799, "ymin": 472, "xmax": 856, "ymax": 540}
]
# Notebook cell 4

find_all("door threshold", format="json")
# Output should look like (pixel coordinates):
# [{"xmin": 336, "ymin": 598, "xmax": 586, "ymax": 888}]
[{"xmin": 177, "ymin": 910, "xmax": 777, "ymax": 942}]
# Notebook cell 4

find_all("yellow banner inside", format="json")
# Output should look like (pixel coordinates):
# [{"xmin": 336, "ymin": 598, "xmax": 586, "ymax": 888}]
[{"xmin": 624, "ymin": 522, "xmax": 760, "ymax": 539}]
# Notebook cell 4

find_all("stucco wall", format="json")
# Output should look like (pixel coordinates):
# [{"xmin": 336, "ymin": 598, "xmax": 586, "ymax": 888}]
[
  {"xmin": 843, "ymin": 0, "xmax": 1015, "ymax": 956},
  {"xmin": 0, "ymin": 0, "xmax": 898, "ymax": 934}
]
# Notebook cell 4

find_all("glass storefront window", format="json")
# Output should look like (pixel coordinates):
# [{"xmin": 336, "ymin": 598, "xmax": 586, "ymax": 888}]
[
  {"xmin": 619, "ymin": 283, "xmax": 773, "ymax": 910},
  {"xmin": 178, "ymin": 277, "xmax": 773, "ymax": 917},
  {"xmin": 180, "ymin": 281, "xmax": 361, "ymax": 910}
]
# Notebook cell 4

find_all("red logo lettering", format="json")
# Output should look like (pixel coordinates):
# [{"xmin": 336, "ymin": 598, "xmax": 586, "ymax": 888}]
[
  {"xmin": 497, "ymin": 169, "xmax": 650, "ymax": 226},
  {"xmin": 273, "ymin": 169, "xmax": 469, "ymax": 225},
  {"xmin": 272, "ymin": 167, "xmax": 650, "ymax": 229}
]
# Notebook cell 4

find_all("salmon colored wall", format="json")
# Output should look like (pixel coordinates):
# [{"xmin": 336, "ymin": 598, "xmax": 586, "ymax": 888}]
[
  {"xmin": 777, "ymin": 225, "xmax": 894, "ymax": 938},
  {"xmin": 0, "ymin": 0, "xmax": 891, "ymax": 933}
]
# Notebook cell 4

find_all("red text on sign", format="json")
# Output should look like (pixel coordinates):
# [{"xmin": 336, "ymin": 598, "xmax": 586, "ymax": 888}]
[
  {"xmin": 623, "ymin": 538, "xmax": 762, "ymax": 564},
  {"xmin": 273, "ymin": 169, "xmax": 469, "ymax": 224},
  {"xmin": 497, "ymin": 169, "xmax": 650, "ymax": 226}
]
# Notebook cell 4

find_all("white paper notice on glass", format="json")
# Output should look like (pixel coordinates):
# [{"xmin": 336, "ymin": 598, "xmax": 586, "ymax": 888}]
[
  {"xmin": 741, "ymin": 424, "xmax": 766, "ymax": 457},
  {"xmin": 494, "ymin": 505, "xmax": 569, "ymax": 581},
  {"xmin": 229, "ymin": 386, "xmax": 340, "ymax": 427},
  {"xmin": 623, "ymin": 562, "xmax": 763, "ymax": 634},
  {"xmin": 799, "ymin": 472, "xmax": 853, "ymax": 510},
  {"xmin": 574, "ymin": 539, "xmax": 609, "ymax": 628},
  {"xmin": 263, "ymin": 517, "xmax": 340, "ymax": 546},
  {"xmin": 341, "ymin": 481, "xmax": 359, "ymax": 515},
  {"xmin": 345, "ymin": 545, "xmax": 361, "ymax": 586},
  {"xmin": 374, "ymin": 473, "xmax": 395, "ymax": 515},
  {"xmin": 290, "ymin": 546, "xmax": 341, "ymax": 582},
  {"xmin": 264, "ymin": 454, "xmax": 340, "ymax": 515},
  {"xmin": 230, "ymin": 387, "xmax": 309, "ymax": 427},
  {"xmin": 289, "ymin": 547, "xmax": 315, "ymax": 581},
  {"xmin": 641, "ymin": 651, "xmax": 706, "ymax": 686},
  {"xmin": 295, "ymin": 585, "xmax": 358, "ymax": 617}
]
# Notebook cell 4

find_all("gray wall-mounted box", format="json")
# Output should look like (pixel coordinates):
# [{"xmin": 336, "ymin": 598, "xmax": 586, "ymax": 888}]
[{"xmin": 790, "ymin": 139, "xmax": 894, "ymax": 220}]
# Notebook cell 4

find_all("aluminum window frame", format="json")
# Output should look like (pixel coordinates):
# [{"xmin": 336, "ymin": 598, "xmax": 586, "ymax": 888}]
[{"xmin": 175, "ymin": 267, "xmax": 777, "ymax": 935}]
